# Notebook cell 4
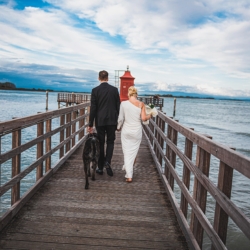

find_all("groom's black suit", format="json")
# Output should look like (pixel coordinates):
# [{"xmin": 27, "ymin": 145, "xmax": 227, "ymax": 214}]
[{"xmin": 89, "ymin": 82, "xmax": 120, "ymax": 170}]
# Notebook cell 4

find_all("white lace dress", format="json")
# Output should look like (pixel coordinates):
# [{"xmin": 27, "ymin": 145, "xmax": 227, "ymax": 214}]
[{"xmin": 117, "ymin": 100, "xmax": 142, "ymax": 178}]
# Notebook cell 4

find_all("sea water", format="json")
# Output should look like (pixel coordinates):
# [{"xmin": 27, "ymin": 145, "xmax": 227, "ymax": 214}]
[{"xmin": 0, "ymin": 90, "xmax": 250, "ymax": 249}]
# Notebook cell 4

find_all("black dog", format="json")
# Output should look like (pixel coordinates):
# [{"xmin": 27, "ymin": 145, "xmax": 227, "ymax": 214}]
[{"xmin": 82, "ymin": 133, "xmax": 100, "ymax": 189}]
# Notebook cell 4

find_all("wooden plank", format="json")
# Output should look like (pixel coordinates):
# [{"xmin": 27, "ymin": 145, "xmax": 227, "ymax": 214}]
[
  {"xmin": 143, "ymin": 124, "xmax": 250, "ymax": 247},
  {"xmin": 190, "ymin": 144, "xmax": 211, "ymax": 247},
  {"xmin": 158, "ymin": 116, "xmax": 164, "ymax": 165},
  {"xmin": 169, "ymin": 121, "xmax": 178, "ymax": 190},
  {"xmin": 0, "ymin": 133, "xmax": 188, "ymax": 250},
  {"xmin": 146, "ymin": 118, "xmax": 250, "ymax": 242},
  {"xmin": 142, "ymin": 128, "xmax": 199, "ymax": 250},
  {"xmin": 144, "ymin": 121, "xmax": 250, "ymax": 238},
  {"xmin": 212, "ymin": 160, "xmax": 234, "ymax": 249},
  {"xmin": 36, "ymin": 121, "xmax": 44, "ymax": 181},
  {"xmin": 153, "ymin": 116, "xmax": 158, "ymax": 158},
  {"xmin": 45, "ymin": 119, "xmax": 51, "ymax": 172},
  {"xmin": 0, "ymin": 113, "xmax": 89, "ymax": 164},
  {"xmin": 0, "ymin": 232, "xmax": 171, "ymax": 249},
  {"xmin": 165, "ymin": 137, "xmax": 250, "ymax": 240},
  {"xmin": 180, "ymin": 132, "xmax": 193, "ymax": 218},
  {"xmin": 60, "ymin": 114, "xmax": 65, "ymax": 158},
  {"xmin": 72, "ymin": 111, "xmax": 77, "ymax": 147},
  {"xmin": 165, "ymin": 123, "xmax": 172, "ymax": 179},
  {"xmin": 66, "ymin": 112, "xmax": 71, "ymax": 153},
  {"xmin": 11, "ymin": 128, "xmax": 21, "ymax": 205},
  {"xmin": 0, "ymin": 134, "xmax": 86, "ymax": 232},
  {"xmin": 157, "ymin": 112, "xmax": 250, "ymax": 178},
  {"xmin": 0, "ymin": 169, "xmax": 53, "ymax": 232},
  {"xmin": 0, "ymin": 103, "xmax": 90, "ymax": 134},
  {"xmin": 0, "ymin": 126, "xmax": 87, "ymax": 197},
  {"xmin": 144, "ymin": 128, "xmax": 225, "ymax": 249}
]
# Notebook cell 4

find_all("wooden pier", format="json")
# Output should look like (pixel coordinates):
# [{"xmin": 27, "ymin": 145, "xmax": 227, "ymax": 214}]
[
  {"xmin": 57, "ymin": 93, "xmax": 91, "ymax": 108},
  {"xmin": 0, "ymin": 133, "xmax": 188, "ymax": 249},
  {"xmin": 57, "ymin": 93, "xmax": 164, "ymax": 110},
  {"xmin": 0, "ymin": 100, "xmax": 250, "ymax": 249}
]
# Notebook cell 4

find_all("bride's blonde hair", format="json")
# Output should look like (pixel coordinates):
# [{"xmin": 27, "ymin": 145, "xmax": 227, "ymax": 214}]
[{"xmin": 128, "ymin": 86, "xmax": 138, "ymax": 97}]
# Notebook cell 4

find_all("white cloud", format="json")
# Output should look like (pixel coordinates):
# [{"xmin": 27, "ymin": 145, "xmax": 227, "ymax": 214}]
[
  {"xmin": 0, "ymin": 0, "xmax": 250, "ymax": 96},
  {"xmin": 0, "ymin": 5, "xmax": 136, "ymax": 70},
  {"xmin": 149, "ymin": 81, "xmax": 250, "ymax": 97},
  {"xmin": 44, "ymin": 0, "xmax": 250, "ymax": 76}
]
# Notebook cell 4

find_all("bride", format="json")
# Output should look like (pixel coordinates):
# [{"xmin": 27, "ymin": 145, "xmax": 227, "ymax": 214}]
[{"xmin": 117, "ymin": 86, "xmax": 152, "ymax": 182}]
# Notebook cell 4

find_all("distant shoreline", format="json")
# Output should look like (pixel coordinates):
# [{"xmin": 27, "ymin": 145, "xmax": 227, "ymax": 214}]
[
  {"xmin": 0, "ymin": 87, "xmax": 90, "ymax": 94},
  {"xmin": 0, "ymin": 87, "xmax": 54, "ymax": 92},
  {"xmin": 0, "ymin": 86, "xmax": 249, "ymax": 102}
]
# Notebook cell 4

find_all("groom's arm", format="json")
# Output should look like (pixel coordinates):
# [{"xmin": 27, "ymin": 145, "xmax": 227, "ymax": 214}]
[
  {"xmin": 88, "ymin": 89, "xmax": 97, "ymax": 132},
  {"xmin": 116, "ymin": 88, "xmax": 121, "ymax": 115}
]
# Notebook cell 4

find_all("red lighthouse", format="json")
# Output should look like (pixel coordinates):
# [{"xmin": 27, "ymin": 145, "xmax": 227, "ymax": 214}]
[{"xmin": 119, "ymin": 66, "xmax": 135, "ymax": 102}]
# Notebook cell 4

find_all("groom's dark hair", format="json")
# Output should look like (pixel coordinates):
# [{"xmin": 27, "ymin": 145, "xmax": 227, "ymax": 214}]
[{"xmin": 99, "ymin": 70, "xmax": 108, "ymax": 81}]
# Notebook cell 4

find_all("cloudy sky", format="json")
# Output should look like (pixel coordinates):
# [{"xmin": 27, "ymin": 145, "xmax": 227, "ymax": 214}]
[{"xmin": 0, "ymin": 0, "xmax": 250, "ymax": 97}]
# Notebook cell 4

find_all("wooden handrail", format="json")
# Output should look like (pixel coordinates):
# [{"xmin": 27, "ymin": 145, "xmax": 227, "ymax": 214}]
[
  {"xmin": 0, "ymin": 102, "xmax": 91, "ymax": 231},
  {"xmin": 57, "ymin": 93, "xmax": 164, "ymax": 110},
  {"xmin": 157, "ymin": 112, "xmax": 250, "ymax": 178},
  {"xmin": 142, "ymin": 111, "xmax": 250, "ymax": 250}
]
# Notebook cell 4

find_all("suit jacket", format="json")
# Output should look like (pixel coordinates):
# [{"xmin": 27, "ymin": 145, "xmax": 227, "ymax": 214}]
[{"xmin": 89, "ymin": 82, "xmax": 120, "ymax": 127}]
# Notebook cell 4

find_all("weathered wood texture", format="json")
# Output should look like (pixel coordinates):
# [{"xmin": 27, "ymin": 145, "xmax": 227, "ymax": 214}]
[
  {"xmin": 0, "ymin": 103, "xmax": 89, "ymax": 231},
  {"xmin": 143, "ymin": 111, "xmax": 250, "ymax": 250},
  {"xmin": 0, "ymin": 133, "xmax": 188, "ymax": 250}
]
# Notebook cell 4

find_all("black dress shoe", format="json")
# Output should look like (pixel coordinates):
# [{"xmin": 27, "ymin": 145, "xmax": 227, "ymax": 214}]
[
  {"xmin": 105, "ymin": 162, "xmax": 113, "ymax": 176},
  {"xmin": 96, "ymin": 168, "xmax": 103, "ymax": 175}
]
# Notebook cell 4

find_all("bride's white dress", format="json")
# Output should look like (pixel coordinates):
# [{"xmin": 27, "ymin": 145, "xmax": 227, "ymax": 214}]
[{"xmin": 117, "ymin": 100, "xmax": 142, "ymax": 178}]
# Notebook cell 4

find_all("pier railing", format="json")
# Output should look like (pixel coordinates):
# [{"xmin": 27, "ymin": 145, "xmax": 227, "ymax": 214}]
[
  {"xmin": 142, "ymin": 111, "xmax": 250, "ymax": 249},
  {"xmin": 57, "ymin": 93, "xmax": 91, "ymax": 105},
  {"xmin": 57, "ymin": 93, "xmax": 164, "ymax": 110},
  {"xmin": 137, "ymin": 96, "xmax": 164, "ymax": 110},
  {"xmin": 0, "ymin": 102, "xmax": 91, "ymax": 231}
]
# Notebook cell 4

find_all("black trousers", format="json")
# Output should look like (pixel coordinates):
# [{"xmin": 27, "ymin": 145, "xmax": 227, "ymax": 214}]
[{"xmin": 96, "ymin": 125, "xmax": 116, "ymax": 169}]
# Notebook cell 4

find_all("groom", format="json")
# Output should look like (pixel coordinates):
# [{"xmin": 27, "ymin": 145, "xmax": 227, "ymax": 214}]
[{"xmin": 87, "ymin": 70, "xmax": 120, "ymax": 176}]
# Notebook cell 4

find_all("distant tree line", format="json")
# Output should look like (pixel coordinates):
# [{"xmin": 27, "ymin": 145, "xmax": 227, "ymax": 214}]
[
  {"xmin": 0, "ymin": 82, "xmax": 16, "ymax": 89},
  {"xmin": 0, "ymin": 82, "xmax": 54, "ymax": 92}
]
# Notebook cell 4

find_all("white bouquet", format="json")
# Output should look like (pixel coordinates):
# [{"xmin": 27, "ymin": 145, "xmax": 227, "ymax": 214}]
[{"xmin": 143, "ymin": 103, "xmax": 158, "ymax": 125}]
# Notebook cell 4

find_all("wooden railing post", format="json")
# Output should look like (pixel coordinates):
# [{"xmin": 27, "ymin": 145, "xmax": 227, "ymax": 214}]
[
  {"xmin": 149, "ymin": 117, "xmax": 155, "ymax": 146},
  {"xmin": 79, "ymin": 108, "xmax": 85, "ymax": 139},
  {"xmin": 190, "ymin": 136, "xmax": 212, "ymax": 247},
  {"xmin": 45, "ymin": 119, "xmax": 51, "ymax": 172},
  {"xmin": 60, "ymin": 114, "xmax": 65, "ymax": 158},
  {"xmin": 165, "ymin": 123, "xmax": 173, "ymax": 179},
  {"xmin": 180, "ymin": 129, "xmax": 194, "ymax": 218},
  {"xmin": 11, "ymin": 128, "xmax": 21, "ymax": 205},
  {"xmin": 155, "ymin": 116, "xmax": 161, "ymax": 162},
  {"xmin": 153, "ymin": 116, "xmax": 158, "ymax": 156},
  {"xmin": 159, "ymin": 116, "xmax": 165, "ymax": 166},
  {"xmin": 168, "ymin": 121, "xmax": 178, "ymax": 190},
  {"xmin": 72, "ymin": 111, "xmax": 77, "ymax": 147},
  {"xmin": 36, "ymin": 121, "xmax": 44, "ymax": 181},
  {"xmin": 212, "ymin": 150, "xmax": 234, "ymax": 249},
  {"xmin": 66, "ymin": 112, "xmax": 71, "ymax": 152}
]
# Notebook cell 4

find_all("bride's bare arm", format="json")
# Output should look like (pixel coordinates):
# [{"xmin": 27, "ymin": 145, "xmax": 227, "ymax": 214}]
[{"xmin": 140, "ymin": 102, "xmax": 151, "ymax": 121}]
